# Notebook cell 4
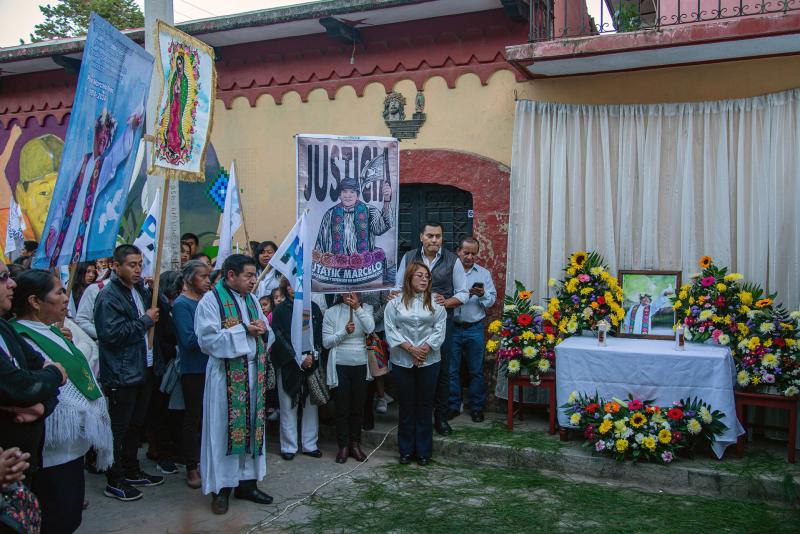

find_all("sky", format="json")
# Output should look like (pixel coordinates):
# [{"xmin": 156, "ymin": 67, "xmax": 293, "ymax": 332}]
[{"xmin": 0, "ymin": 0, "xmax": 317, "ymax": 47}]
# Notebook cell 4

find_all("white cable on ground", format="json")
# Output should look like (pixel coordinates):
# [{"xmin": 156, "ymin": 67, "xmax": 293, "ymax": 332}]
[{"xmin": 246, "ymin": 425, "xmax": 398, "ymax": 533}]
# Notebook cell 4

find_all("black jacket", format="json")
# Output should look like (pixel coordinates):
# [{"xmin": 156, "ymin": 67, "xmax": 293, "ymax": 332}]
[
  {"xmin": 95, "ymin": 275, "xmax": 163, "ymax": 388},
  {"xmin": 0, "ymin": 318, "xmax": 61, "ymax": 475},
  {"xmin": 270, "ymin": 299, "xmax": 323, "ymax": 406}
]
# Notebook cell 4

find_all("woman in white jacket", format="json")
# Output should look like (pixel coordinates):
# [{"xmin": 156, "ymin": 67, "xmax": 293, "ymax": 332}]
[{"xmin": 322, "ymin": 293, "xmax": 374, "ymax": 464}]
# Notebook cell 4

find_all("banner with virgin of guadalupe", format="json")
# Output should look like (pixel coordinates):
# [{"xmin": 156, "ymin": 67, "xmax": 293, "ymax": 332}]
[
  {"xmin": 33, "ymin": 13, "xmax": 153, "ymax": 269},
  {"xmin": 149, "ymin": 21, "xmax": 216, "ymax": 182},
  {"xmin": 297, "ymin": 134, "xmax": 399, "ymax": 293}
]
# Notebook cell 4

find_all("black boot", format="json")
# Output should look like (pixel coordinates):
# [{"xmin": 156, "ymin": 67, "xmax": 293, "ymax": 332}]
[
  {"xmin": 234, "ymin": 480, "xmax": 273, "ymax": 504},
  {"xmin": 211, "ymin": 488, "xmax": 231, "ymax": 515}
]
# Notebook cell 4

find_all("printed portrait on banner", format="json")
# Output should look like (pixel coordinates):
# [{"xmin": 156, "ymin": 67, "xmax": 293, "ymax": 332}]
[
  {"xmin": 297, "ymin": 135, "xmax": 399, "ymax": 293},
  {"xmin": 150, "ymin": 21, "xmax": 215, "ymax": 182},
  {"xmin": 33, "ymin": 13, "xmax": 153, "ymax": 269}
]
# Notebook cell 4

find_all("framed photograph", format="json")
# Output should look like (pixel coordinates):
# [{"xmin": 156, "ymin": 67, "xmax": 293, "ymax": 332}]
[{"xmin": 617, "ymin": 270, "xmax": 682, "ymax": 340}]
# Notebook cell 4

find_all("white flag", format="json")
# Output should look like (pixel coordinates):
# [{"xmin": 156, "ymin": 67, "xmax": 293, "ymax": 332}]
[
  {"xmin": 269, "ymin": 212, "xmax": 313, "ymax": 364},
  {"xmin": 4, "ymin": 197, "xmax": 26, "ymax": 261},
  {"xmin": 214, "ymin": 162, "xmax": 243, "ymax": 270},
  {"xmin": 133, "ymin": 189, "xmax": 161, "ymax": 278}
]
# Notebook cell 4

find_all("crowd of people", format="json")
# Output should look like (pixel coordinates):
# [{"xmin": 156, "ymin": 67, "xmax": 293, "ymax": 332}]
[{"xmin": 0, "ymin": 223, "xmax": 497, "ymax": 532}]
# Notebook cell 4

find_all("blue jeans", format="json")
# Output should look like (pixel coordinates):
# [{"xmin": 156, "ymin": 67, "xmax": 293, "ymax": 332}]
[
  {"xmin": 392, "ymin": 362, "xmax": 440, "ymax": 459},
  {"xmin": 448, "ymin": 322, "xmax": 486, "ymax": 413}
]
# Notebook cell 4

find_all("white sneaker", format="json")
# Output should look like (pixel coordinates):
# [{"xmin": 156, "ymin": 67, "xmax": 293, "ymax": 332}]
[
  {"xmin": 384, "ymin": 393, "xmax": 394, "ymax": 405},
  {"xmin": 375, "ymin": 397, "xmax": 388, "ymax": 414}
]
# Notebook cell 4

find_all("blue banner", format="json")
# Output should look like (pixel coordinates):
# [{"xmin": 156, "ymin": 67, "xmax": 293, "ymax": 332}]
[{"xmin": 34, "ymin": 13, "xmax": 153, "ymax": 268}]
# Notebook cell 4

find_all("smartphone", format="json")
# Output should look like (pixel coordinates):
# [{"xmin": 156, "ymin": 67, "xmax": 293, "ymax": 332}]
[{"xmin": 472, "ymin": 282, "xmax": 484, "ymax": 289}]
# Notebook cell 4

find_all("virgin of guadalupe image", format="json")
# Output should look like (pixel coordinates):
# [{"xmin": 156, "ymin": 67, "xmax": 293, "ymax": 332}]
[{"xmin": 157, "ymin": 50, "xmax": 194, "ymax": 164}]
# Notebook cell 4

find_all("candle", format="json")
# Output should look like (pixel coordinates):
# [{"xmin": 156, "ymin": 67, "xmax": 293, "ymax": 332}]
[
  {"xmin": 597, "ymin": 320, "xmax": 609, "ymax": 347},
  {"xmin": 675, "ymin": 325, "xmax": 685, "ymax": 351}
]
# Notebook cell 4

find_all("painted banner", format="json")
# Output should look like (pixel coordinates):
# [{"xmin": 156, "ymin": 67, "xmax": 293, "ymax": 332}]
[
  {"xmin": 297, "ymin": 134, "xmax": 399, "ymax": 293},
  {"xmin": 33, "ymin": 13, "xmax": 153, "ymax": 269},
  {"xmin": 149, "ymin": 20, "xmax": 216, "ymax": 182}
]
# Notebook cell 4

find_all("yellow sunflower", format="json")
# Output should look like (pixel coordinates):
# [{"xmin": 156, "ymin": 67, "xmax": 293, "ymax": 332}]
[
  {"xmin": 699, "ymin": 255, "xmax": 713, "ymax": 269},
  {"xmin": 755, "ymin": 298, "xmax": 773, "ymax": 308},
  {"xmin": 570, "ymin": 251, "xmax": 588, "ymax": 269},
  {"xmin": 519, "ymin": 290, "xmax": 532, "ymax": 300},
  {"xmin": 630, "ymin": 413, "xmax": 647, "ymax": 428}
]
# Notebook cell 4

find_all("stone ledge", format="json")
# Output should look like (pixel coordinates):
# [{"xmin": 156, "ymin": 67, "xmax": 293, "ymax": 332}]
[{"xmin": 342, "ymin": 416, "xmax": 797, "ymax": 505}]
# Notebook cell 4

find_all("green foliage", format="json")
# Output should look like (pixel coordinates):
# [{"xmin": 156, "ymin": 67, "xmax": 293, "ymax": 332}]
[
  {"xmin": 613, "ymin": 1, "xmax": 642, "ymax": 33},
  {"xmin": 453, "ymin": 420, "xmax": 566, "ymax": 453},
  {"xmin": 25, "ymin": 0, "xmax": 144, "ymax": 43}
]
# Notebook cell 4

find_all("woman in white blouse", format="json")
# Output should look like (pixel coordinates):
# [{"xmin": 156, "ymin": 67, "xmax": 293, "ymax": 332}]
[
  {"xmin": 322, "ymin": 292, "xmax": 375, "ymax": 464},
  {"xmin": 384, "ymin": 262, "xmax": 446, "ymax": 466},
  {"xmin": 11, "ymin": 269, "xmax": 112, "ymax": 534}
]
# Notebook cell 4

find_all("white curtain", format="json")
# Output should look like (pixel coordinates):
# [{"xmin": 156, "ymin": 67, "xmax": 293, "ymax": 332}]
[{"xmin": 508, "ymin": 89, "xmax": 800, "ymax": 310}]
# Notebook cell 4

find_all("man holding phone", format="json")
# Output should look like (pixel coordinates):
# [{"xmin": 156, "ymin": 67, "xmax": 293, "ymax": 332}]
[{"xmin": 450, "ymin": 237, "xmax": 496, "ymax": 422}]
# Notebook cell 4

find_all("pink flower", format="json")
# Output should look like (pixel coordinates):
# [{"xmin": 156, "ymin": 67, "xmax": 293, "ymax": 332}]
[
  {"xmin": 578, "ymin": 274, "xmax": 591, "ymax": 283},
  {"xmin": 701, "ymin": 276, "xmax": 715, "ymax": 287},
  {"xmin": 712, "ymin": 329, "xmax": 722, "ymax": 341}
]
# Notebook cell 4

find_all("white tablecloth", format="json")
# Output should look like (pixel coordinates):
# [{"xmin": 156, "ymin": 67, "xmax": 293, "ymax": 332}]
[{"xmin": 555, "ymin": 335, "xmax": 744, "ymax": 458}]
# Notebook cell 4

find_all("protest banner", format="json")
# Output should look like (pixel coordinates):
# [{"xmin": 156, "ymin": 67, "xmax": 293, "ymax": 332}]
[
  {"xmin": 296, "ymin": 134, "xmax": 399, "ymax": 293},
  {"xmin": 33, "ymin": 13, "xmax": 154, "ymax": 269}
]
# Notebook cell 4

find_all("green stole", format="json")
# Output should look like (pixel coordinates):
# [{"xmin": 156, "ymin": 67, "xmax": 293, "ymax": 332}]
[
  {"xmin": 12, "ymin": 321, "xmax": 101, "ymax": 401},
  {"xmin": 212, "ymin": 280, "xmax": 267, "ymax": 457}
]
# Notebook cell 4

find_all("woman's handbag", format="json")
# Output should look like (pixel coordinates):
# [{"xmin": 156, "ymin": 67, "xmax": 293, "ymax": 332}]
[
  {"xmin": 306, "ymin": 355, "xmax": 330, "ymax": 406},
  {"xmin": 366, "ymin": 333, "xmax": 389, "ymax": 377},
  {"xmin": 0, "ymin": 482, "xmax": 42, "ymax": 534}
]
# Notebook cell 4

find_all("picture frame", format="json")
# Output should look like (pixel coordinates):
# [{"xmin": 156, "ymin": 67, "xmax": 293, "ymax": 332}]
[{"xmin": 617, "ymin": 270, "xmax": 682, "ymax": 340}]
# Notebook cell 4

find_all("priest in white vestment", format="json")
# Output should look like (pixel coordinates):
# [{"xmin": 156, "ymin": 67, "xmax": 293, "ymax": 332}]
[
  {"xmin": 195, "ymin": 254, "xmax": 275, "ymax": 515},
  {"xmin": 623, "ymin": 287, "xmax": 673, "ymax": 335}
]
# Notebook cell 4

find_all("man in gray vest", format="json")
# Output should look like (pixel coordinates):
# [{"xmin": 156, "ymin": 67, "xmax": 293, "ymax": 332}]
[{"xmin": 395, "ymin": 222, "xmax": 468, "ymax": 435}]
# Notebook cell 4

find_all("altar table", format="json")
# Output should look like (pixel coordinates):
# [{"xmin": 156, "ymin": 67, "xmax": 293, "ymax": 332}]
[{"xmin": 555, "ymin": 335, "xmax": 744, "ymax": 458}]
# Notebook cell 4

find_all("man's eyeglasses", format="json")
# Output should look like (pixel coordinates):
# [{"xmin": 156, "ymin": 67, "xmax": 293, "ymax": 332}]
[{"xmin": 0, "ymin": 271, "xmax": 10, "ymax": 283}]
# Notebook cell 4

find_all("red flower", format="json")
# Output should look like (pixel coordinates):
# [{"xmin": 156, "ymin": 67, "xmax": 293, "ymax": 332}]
[
  {"xmin": 502, "ymin": 329, "xmax": 510, "ymax": 338},
  {"xmin": 597, "ymin": 296, "xmax": 606, "ymax": 305},
  {"xmin": 517, "ymin": 314, "xmax": 533, "ymax": 326},
  {"xmin": 586, "ymin": 403, "xmax": 600, "ymax": 414},
  {"xmin": 627, "ymin": 399, "xmax": 643, "ymax": 411},
  {"xmin": 715, "ymin": 296, "xmax": 726, "ymax": 307},
  {"xmin": 553, "ymin": 311, "xmax": 561, "ymax": 321},
  {"xmin": 672, "ymin": 431, "xmax": 683, "ymax": 444},
  {"xmin": 667, "ymin": 408, "xmax": 684, "ymax": 421},
  {"xmin": 512, "ymin": 336, "xmax": 520, "ymax": 343},
  {"xmin": 544, "ymin": 325, "xmax": 554, "ymax": 336},
  {"xmin": 584, "ymin": 425, "xmax": 594, "ymax": 440},
  {"xmin": 774, "ymin": 337, "xmax": 786, "ymax": 347}
]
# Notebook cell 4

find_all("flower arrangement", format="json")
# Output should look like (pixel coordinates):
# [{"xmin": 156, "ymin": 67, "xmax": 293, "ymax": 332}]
[
  {"xmin": 562, "ymin": 392, "xmax": 727, "ymax": 464},
  {"xmin": 486, "ymin": 281, "xmax": 560, "ymax": 385},
  {"xmin": 733, "ymin": 300, "xmax": 800, "ymax": 398},
  {"xmin": 670, "ymin": 256, "xmax": 748, "ymax": 344},
  {"xmin": 552, "ymin": 251, "xmax": 625, "ymax": 333}
]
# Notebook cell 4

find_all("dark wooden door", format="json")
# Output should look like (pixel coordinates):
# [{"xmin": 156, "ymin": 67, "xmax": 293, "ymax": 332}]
[{"xmin": 397, "ymin": 184, "xmax": 474, "ymax": 258}]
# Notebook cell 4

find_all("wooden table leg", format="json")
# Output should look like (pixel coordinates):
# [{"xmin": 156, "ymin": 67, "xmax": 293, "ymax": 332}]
[
  {"xmin": 789, "ymin": 402, "xmax": 797, "ymax": 464},
  {"xmin": 735, "ymin": 397, "xmax": 745, "ymax": 458},
  {"xmin": 507, "ymin": 378, "xmax": 514, "ymax": 432},
  {"xmin": 559, "ymin": 427, "xmax": 569, "ymax": 442}
]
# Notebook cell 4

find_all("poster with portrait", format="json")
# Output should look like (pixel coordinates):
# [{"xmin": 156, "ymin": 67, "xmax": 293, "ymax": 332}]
[
  {"xmin": 149, "ymin": 20, "xmax": 216, "ymax": 182},
  {"xmin": 33, "ymin": 13, "xmax": 153, "ymax": 269},
  {"xmin": 297, "ymin": 134, "xmax": 399, "ymax": 293}
]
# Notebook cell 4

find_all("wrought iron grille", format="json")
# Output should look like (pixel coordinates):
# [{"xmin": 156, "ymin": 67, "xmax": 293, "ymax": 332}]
[{"xmin": 527, "ymin": 0, "xmax": 800, "ymax": 42}]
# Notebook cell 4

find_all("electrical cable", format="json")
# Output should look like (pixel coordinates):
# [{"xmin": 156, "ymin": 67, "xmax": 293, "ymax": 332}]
[{"xmin": 245, "ymin": 424, "xmax": 398, "ymax": 532}]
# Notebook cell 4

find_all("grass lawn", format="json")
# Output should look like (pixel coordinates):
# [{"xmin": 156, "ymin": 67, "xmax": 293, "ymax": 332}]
[{"xmin": 290, "ymin": 460, "xmax": 800, "ymax": 533}]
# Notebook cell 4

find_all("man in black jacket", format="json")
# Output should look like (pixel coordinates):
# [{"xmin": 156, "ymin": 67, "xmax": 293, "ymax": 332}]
[
  {"xmin": 94, "ymin": 245, "xmax": 163, "ymax": 502},
  {"xmin": 0, "ymin": 262, "xmax": 66, "ymax": 478}
]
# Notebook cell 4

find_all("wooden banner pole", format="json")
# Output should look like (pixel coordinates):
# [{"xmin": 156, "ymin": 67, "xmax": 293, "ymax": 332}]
[
  {"xmin": 233, "ymin": 160, "xmax": 254, "ymax": 257},
  {"xmin": 147, "ymin": 181, "xmax": 171, "ymax": 347},
  {"xmin": 64, "ymin": 263, "xmax": 78, "ymax": 321}
]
